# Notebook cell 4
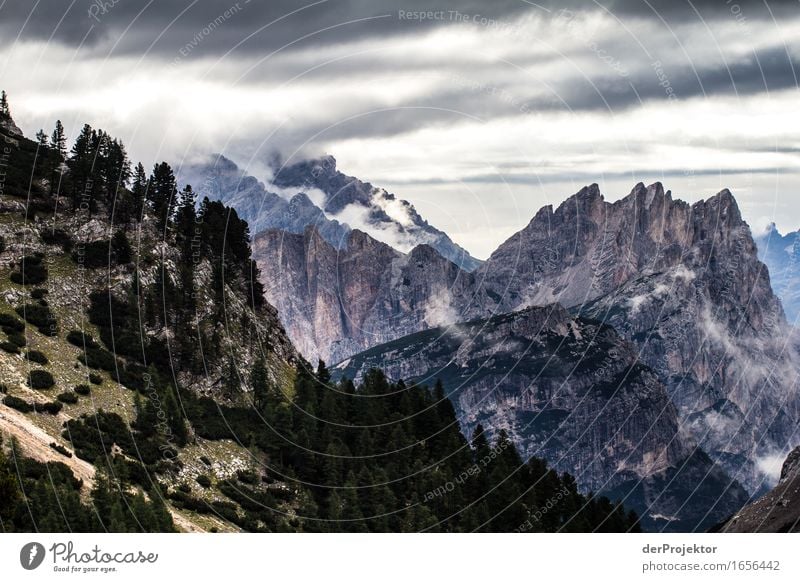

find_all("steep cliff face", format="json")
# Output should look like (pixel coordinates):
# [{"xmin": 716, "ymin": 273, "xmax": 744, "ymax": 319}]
[
  {"xmin": 472, "ymin": 183, "xmax": 695, "ymax": 313},
  {"xmin": 754, "ymin": 224, "xmax": 800, "ymax": 324},
  {"xmin": 253, "ymin": 226, "xmax": 481, "ymax": 363},
  {"xmin": 550, "ymin": 185, "xmax": 799, "ymax": 493},
  {"xmin": 333, "ymin": 304, "xmax": 750, "ymax": 531}
]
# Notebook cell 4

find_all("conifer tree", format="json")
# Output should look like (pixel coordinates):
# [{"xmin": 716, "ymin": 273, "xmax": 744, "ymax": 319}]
[
  {"xmin": 67, "ymin": 123, "xmax": 100, "ymax": 211},
  {"xmin": 35, "ymin": 129, "xmax": 49, "ymax": 147},
  {"xmin": 147, "ymin": 162, "xmax": 178, "ymax": 231},
  {"xmin": 0, "ymin": 436, "xmax": 21, "ymax": 523},
  {"xmin": 251, "ymin": 356, "xmax": 271, "ymax": 412},
  {"xmin": 131, "ymin": 162, "xmax": 148, "ymax": 221},
  {"xmin": 0, "ymin": 90, "xmax": 9, "ymax": 117},
  {"xmin": 111, "ymin": 229, "xmax": 132, "ymax": 264},
  {"xmin": 51, "ymin": 120, "xmax": 67, "ymax": 159}
]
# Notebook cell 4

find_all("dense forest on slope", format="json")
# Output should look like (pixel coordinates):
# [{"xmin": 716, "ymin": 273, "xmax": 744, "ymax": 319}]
[{"xmin": 0, "ymin": 93, "xmax": 639, "ymax": 532}]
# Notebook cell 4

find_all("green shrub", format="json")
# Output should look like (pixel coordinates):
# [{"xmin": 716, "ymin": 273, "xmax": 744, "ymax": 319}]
[
  {"xmin": 72, "ymin": 240, "xmax": 111, "ymax": 269},
  {"xmin": 0, "ymin": 313, "xmax": 25, "ymax": 332},
  {"xmin": 35, "ymin": 401, "xmax": 63, "ymax": 415},
  {"xmin": 25, "ymin": 350, "xmax": 48, "ymax": 364},
  {"xmin": 196, "ymin": 474, "xmax": 212, "ymax": 488},
  {"xmin": 9, "ymin": 255, "xmax": 48, "ymax": 285},
  {"xmin": 89, "ymin": 373, "xmax": 103, "ymax": 385},
  {"xmin": 236, "ymin": 470, "xmax": 258, "ymax": 485},
  {"xmin": 177, "ymin": 482, "xmax": 192, "ymax": 493},
  {"xmin": 6, "ymin": 332, "xmax": 26, "ymax": 347},
  {"xmin": 0, "ymin": 383, "xmax": 8, "ymax": 394},
  {"xmin": 0, "ymin": 341, "xmax": 19, "ymax": 354},
  {"xmin": 66, "ymin": 329, "xmax": 98, "ymax": 348},
  {"xmin": 0, "ymin": 235, "xmax": 5, "ymax": 253},
  {"xmin": 28, "ymin": 369, "xmax": 55, "ymax": 389},
  {"xmin": 62, "ymin": 411, "xmax": 135, "ymax": 464},
  {"xmin": 31, "ymin": 288, "xmax": 48, "ymax": 299},
  {"xmin": 40, "ymin": 228, "xmax": 73, "ymax": 251},
  {"xmin": 200, "ymin": 455, "xmax": 211, "ymax": 466},
  {"xmin": 3, "ymin": 395, "xmax": 34, "ymax": 413},
  {"xmin": 78, "ymin": 346, "xmax": 116, "ymax": 371},
  {"xmin": 74, "ymin": 384, "xmax": 91, "ymax": 396},
  {"xmin": 49, "ymin": 442, "xmax": 73, "ymax": 458},
  {"xmin": 15, "ymin": 303, "xmax": 58, "ymax": 336},
  {"xmin": 57, "ymin": 392, "xmax": 79, "ymax": 404}
]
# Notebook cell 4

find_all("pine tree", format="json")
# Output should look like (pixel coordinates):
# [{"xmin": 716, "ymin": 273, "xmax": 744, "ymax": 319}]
[
  {"xmin": 251, "ymin": 356, "xmax": 271, "ymax": 412},
  {"xmin": 176, "ymin": 185, "xmax": 197, "ymax": 253},
  {"xmin": 51, "ymin": 120, "xmax": 67, "ymax": 159},
  {"xmin": 147, "ymin": 162, "xmax": 178, "ymax": 232},
  {"xmin": 162, "ymin": 385, "xmax": 188, "ymax": 447},
  {"xmin": 67, "ymin": 123, "xmax": 100, "ymax": 211},
  {"xmin": 35, "ymin": 129, "xmax": 49, "ymax": 147},
  {"xmin": 0, "ymin": 436, "xmax": 21, "ymax": 524},
  {"xmin": 111, "ymin": 230, "xmax": 132, "ymax": 264},
  {"xmin": 0, "ymin": 90, "xmax": 9, "ymax": 117},
  {"xmin": 130, "ymin": 162, "xmax": 148, "ymax": 221}
]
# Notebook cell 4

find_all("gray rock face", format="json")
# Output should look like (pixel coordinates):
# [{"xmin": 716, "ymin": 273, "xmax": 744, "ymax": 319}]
[
  {"xmin": 722, "ymin": 446, "xmax": 800, "ymax": 532},
  {"xmin": 333, "ymin": 304, "xmax": 750, "ymax": 531},
  {"xmin": 754, "ymin": 224, "xmax": 800, "ymax": 324},
  {"xmin": 253, "ymin": 226, "xmax": 481, "ymax": 363},
  {"xmin": 255, "ymin": 181, "xmax": 800, "ymax": 496},
  {"xmin": 524, "ymin": 184, "xmax": 798, "ymax": 494},
  {"xmin": 271, "ymin": 155, "xmax": 483, "ymax": 271}
]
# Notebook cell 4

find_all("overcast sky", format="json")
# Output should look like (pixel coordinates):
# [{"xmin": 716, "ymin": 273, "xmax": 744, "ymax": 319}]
[{"xmin": 1, "ymin": 0, "xmax": 798, "ymax": 258}]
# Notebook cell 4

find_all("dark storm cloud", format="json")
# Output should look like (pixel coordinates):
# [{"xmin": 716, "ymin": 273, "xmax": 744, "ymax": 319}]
[
  {"xmin": 528, "ymin": 46, "xmax": 799, "ymax": 113},
  {"xmin": 388, "ymin": 165, "xmax": 797, "ymax": 187},
  {"xmin": 2, "ymin": 0, "xmax": 796, "ymax": 56},
  {"xmin": 0, "ymin": 0, "xmax": 529, "ymax": 55}
]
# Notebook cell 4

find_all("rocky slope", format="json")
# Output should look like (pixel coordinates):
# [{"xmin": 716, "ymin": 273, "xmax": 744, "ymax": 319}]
[
  {"xmin": 0, "ymin": 115, "xmax": 299, "ymax": 532},
  {"xmin": 333, "ymin": 304, "xmax": 750, "ymax": 531},
  {"xmin": 754, "ymin": 224, "xmax": 800, "ymax": 324},
  {"xmin": 721, "ymin": 446, "xmax": 800, "ymax": 532}
]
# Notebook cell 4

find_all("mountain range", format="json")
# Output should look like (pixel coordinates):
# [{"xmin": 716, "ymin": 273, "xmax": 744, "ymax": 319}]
[
  {"xmin": 0, "ymin": 100, "xmax": 644, "ymax": 534},
  {"xmin": 754, "ymin": 224, "xmax": 800, "ymax": 325},
  {"xmin": 207, "ymin": 162, "xmax": 800, "ymax": 527},
  {"xmin": 2, "ymin": 95, "xmax": 798, "ymax": 532},
  {"xmin": 178, "ymin": 154, "xmax": 482, "ymax": 271}
]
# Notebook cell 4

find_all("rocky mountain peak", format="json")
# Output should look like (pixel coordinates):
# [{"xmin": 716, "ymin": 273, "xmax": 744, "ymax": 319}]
[
  {"xmin": 695, "ymin": 187, "xmax": 744, "ymax": 225},
  {"xmin": 0, "ymin": 111, "xmax": 22, "ymax": 137},
  {"xmin": 566, "ymin": 182, "xmax": 603, "ymax": 207},
  {"xmin": 409, "ymin": 243, "xmax": 446, "ymax": 262},
  {"xmin": 272, "ymin": 155, "xmax": 339, "ymax": 190}
]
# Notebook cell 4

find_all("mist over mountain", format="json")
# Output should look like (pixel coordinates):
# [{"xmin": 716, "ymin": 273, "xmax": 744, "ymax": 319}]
[
  {"xmin": 262, "ymin": 179, "xmax": 800, "ymax": 514},
  {"xmin": 754, "ymin": 224, "xmax": 800, "ymax": 325},
  {"xmin": 178, "ymin": 154, "xmax": 482, "ymax": 271},
  {"xmin": 333, "ymin": 304, "xmax": 751, "ymax": 531},
  {"xmin": 0, "ymin": 100, "xmax": 643, "ymax": 534}
]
